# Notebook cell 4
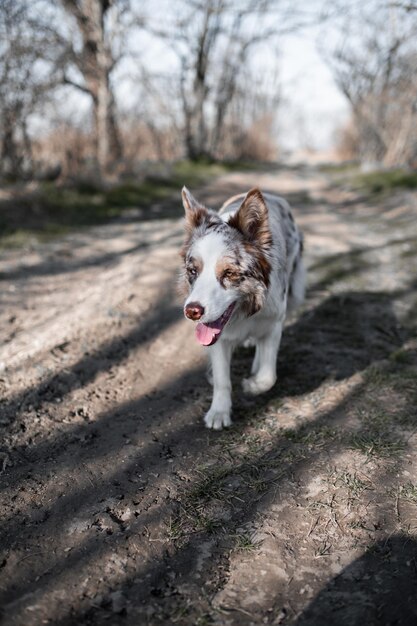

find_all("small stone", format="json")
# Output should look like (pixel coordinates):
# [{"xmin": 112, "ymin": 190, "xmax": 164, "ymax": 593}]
[{"xmin": 119, "ymin": 508, "xmax": 132, "ymax": 522}]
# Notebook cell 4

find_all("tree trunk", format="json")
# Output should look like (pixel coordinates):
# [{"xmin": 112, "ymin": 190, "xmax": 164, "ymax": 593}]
[
  {"xmin": 93, "ymin": 73, "xmax": 122, "ymax": 174},
  {"xmin": 62, "ymin": 0, "xmax": 123, "ymax": 176},
  {"xmin": 186, "ymin": 80, "xmax": 208, "ymax": 160},
  {"xmin": 0, "ymin": 109, "xmax": 26, "ymax": 179},
  {"xmin": 181, "ymin": 1, "xmax": 217, "ymax": 161}
]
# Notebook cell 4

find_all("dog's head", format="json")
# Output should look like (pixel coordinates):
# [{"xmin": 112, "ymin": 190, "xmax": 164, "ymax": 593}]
[{"xmin": 179, "ymin": 186, "xmax": 272, "ymax": 346}]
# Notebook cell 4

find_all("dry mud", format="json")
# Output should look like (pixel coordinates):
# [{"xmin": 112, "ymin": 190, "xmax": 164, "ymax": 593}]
[{"xmin": 1, "ymin": 166, "xmax": 417, "ymax": 625}]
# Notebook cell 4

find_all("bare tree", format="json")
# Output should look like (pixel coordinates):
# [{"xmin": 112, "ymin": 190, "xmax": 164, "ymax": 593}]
[
  {"xmin": 53, "ymin": 0, "xmax": 135, "ymax": 175},
  {"xmin": 149, "ymin": 0, "xmax": 319, "ymax": 161},
  {"xmin": 217, "ymin": 66, "xmax": 281, "ymax": 160},
  {"xmin": 1, "ymin": 0, "xmax": 144, "ymax": 180},
  {"xmin": 0, "ymin": 0, "xmax": 53, "ymax": 178},
  {"xmin": 323, "ymin": 1, "xmax": 417, "ymax": 166},
  {"xmin": 389, "ymin": 1, "xmax": 417, "ymax": 10}
]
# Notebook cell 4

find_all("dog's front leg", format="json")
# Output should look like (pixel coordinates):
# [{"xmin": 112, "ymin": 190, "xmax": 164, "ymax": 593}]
[
  {"xmin": 243, "ymin": 321, "xmax": 282, "ymax": 395},
  {"xmin": 204, "ymin": 340, "xmax": 233, "ymax": 430}
]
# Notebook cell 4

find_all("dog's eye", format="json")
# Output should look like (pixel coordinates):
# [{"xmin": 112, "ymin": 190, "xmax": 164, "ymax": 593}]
[
  {"xmin": 223, "ymin": 269, "xmax": 234, "ymax": 280},
  {"xmin": 188, "ymin": 267, "xmax": 197, "ymax": 277}
]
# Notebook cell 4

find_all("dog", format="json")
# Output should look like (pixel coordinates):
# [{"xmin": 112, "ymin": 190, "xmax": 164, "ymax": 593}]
[{"xmin": 179, "ymin": 186, "xmax": 305, "ymax": 429}]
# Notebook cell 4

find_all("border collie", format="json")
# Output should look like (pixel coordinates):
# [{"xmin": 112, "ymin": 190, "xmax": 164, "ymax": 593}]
[{"xmin": 179, "ymin": 186, "xmax": 305, "ymax": 429}]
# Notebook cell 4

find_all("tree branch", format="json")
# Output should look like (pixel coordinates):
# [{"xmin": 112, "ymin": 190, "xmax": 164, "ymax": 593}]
[{"xmin": 62, "ymin": 73, "xmax": 92, "ymax": 96}]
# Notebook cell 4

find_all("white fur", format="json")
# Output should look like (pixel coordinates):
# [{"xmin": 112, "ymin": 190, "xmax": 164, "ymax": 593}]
[
  {"xmin": 184, "ymin": 191, "xmax": 305, "ymax": 429},
  {"xmin": 184, "ymin": 233, "xmax": 238, "ymax": 323}
]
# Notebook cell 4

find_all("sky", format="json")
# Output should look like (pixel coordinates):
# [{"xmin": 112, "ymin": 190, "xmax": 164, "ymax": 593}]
[
  {"xmin": 130, "ymin": 4, "xmax": 351, "ymax": 154},
  {"xmin": 127, "ymin": 16, "xmax": 350, "ymax": 153},
  {"xmin": 36, "ymin": 3, "xmax": 351, "ymax": 155},
  {"xmin": 277, "ymin": 30, "xmax": 349, "ymax": 151}
]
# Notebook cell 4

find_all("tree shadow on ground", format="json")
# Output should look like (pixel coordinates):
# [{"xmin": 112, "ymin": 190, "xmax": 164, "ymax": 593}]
[
  {"xmin": 0, "ymin": 281, "xmax": 181, "ymax": 426},
  {"xmin": 1, "ymin": 285, "xmax": 411, "ymax": 625},
  {"xmin": 295, "ymin": 535, "xmax": 417, "ymax": 626},
  {"xmin": 234, "ymin": 290, "xmax": 405, "ymax": 403},
  {"xmin": 0, "ymin": 228, "xmax": 181, "ymax": 281},
  {"xmin": 1, "ymin": 288, "xmax": 405, "ymax": 485}
]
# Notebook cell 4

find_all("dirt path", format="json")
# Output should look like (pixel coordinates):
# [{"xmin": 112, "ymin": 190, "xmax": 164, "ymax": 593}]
[{"xmin": 1, "ymin": 166, "xmax": 417, "ymax": 625}]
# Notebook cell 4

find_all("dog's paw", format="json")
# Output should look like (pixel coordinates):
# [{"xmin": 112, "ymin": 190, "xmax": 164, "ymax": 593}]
[
  {"xmin": 204, "ymin": 408, "xmax": 232, "ymax": 430},
  {"xmin": 242, "ymin": 374, "xmax": 276, "ymax": 396}
]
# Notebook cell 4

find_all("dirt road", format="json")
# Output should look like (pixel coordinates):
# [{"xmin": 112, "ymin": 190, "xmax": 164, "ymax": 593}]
[{"xmin": 1, "ymin": 166, "xmax": 417, "ymax": 625}]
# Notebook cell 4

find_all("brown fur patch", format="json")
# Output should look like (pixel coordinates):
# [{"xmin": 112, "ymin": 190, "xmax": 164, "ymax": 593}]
[
  {"xmin": 181, "ymin": 187, "xmax": 210, "ymax": 252},
  {"xmin": 180, "ymin": 207, "xmax": 209, "ymax": 260},
  {"xmin": 227, "ymin": 189, "xmax": 272, "ymax": 306},
  {"xmin": 178, "ymin": 253, "xmax": 203, "ymax": 296},
  {"xmin": 184, "ymin": 206, "xmax": 208, "ymax": 235},
  {"xmin": 187, "ymin": 256, "xmax": 203, "ymax": 277},
  {"xmin": 228, "ymin": 188, "xmax": 272, "ymax": 251},
  {"xmin": 239, "ymin": 250, "xmax": 271, "ymax": 315},
  {"xmin": 241, "ymin": 292, "xmax": 263, "ymax": 316},
  {"xmin": 215, "ymin": 257, "xmax": 243, "ymax": 288}
]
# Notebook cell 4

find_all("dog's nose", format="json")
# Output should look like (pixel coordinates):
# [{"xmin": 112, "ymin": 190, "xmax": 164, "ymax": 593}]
[{"xmin": 185, "ymin": 302, "xmax": 205, "ymax": 320}]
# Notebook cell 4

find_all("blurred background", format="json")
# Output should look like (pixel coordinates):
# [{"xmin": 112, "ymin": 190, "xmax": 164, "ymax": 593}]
[{"xmin": 2, "ymin": 0, "xmax": 417, "ymax": 185}]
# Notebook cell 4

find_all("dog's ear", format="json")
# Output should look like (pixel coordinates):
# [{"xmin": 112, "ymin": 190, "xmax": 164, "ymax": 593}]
[
  {"xmin": 229, "ymin": 188, "xmax": 271, "ymax": 250},
  {"xmin": 182, "ymin": 186, "xmax": 208, "ymax": 230}
]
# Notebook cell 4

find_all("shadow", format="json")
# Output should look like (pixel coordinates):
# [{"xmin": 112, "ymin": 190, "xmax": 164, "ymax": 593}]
[
  {"xmin": 0, "ymin": 365, "xmax": 212, "ymax": 612},
  {"xmin": 1, "ymin": 290, "xmax": 405, "ymax": 485},
  {"xmin": 295, "ymin": 535, "xmax": 417, "ymax": 626},
  {"xmin": 0, "ymin": 287, "xmax": 410, "ymax": 625},
  {"xmin": 0, "ymin": 377, "xmax": 362, "ymax": 624},
  {"xmin": 0, "ymin": 183, "xmax": 184, "ymax": 243},
  {"xmin": 0, "ymin": 229, "xmax": 181, "ymax": 282},
  {"xmin": 234, "ymin": 291, "xmax": 405, "ymax": 401},
  {"xmin": 0, "ymin": 364, "xmax": 207, "ymax": 530},
  {"xmin": 308, "ymin": 236, "xmax": 417, "ymax": 294},
  {"xmin": 0, "ymin": 280, "xmax": 181, "ymax": 425},
  {"xmin": 0, "ymin": 177, "xmax": 319, "ymax": 284},
  {"xmin": 44, "ymin": 374, "xmax": 417, "ymax": 626}
]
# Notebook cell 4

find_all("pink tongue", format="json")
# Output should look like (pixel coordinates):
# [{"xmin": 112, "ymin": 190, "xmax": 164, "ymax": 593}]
[{"xmin": 196, "ymin": 322, "xmax": 222, "ymax": 346}]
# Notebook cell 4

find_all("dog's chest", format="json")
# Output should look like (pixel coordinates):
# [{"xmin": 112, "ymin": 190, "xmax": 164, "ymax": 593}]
[{"xmin": 222, "ymin": 308, "xmax": 278, "ymax": 342}]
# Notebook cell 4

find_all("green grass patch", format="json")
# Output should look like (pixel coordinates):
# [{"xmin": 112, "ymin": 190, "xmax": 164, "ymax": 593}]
[
  {"xmin": 348, "ymin": 430, "xmax": 405, "ymax": 458},
  {"xmin": 283, "ymin": 425, "xmax": 338, "ymax": 448},
  {"xmin": 389, "ymin": 348, "xmax": 416, "ymax": 365},
  {"xmin": 400, "ymin": 483, "xmax": 417, "ymax": 503},
  {"xmin": 187, "ymin": 466, "xmax": 232, "ymax": 504},
  {"xmin": 356, "ymin": 388, "xmax": 417, "ymax": 429},
  {"xmin": 319, "ymin": 161, "xmax": 360, "ymax": 174},
  {"xmin": 233, "ymin": 532, "xmax": 261, "ymax": 552},
  {"xmin": 196, "ymin": 514, "xmax": 224, "ymax": 535},
  {"xmin": 365, "ymin": 361, "xmax": 417, "ymax": 392},
  {"xmin": 0, "ymin": 222, "xmax": 76, "ymax": 249},
  {"xmin": 352, "ymin": 169, "xmax": 417, "ymax": 194},
  {"xmin": 337, "ymin": 471, "xmax": 370, "ymax": 497},
  {"xmin": 0, "ymin": 159, "xmax": 253, "ymax": 249}
]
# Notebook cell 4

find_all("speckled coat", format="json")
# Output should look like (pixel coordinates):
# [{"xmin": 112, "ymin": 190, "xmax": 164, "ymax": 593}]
[{"xmin": 180, "ymin": 187, "xmax": 305, "ymax": 429}]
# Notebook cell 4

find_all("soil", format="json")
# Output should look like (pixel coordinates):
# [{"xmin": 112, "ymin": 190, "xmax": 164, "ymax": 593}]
[{"xmin": 1, "ymin": 165, "xmax": 417, "ymax": 626}]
